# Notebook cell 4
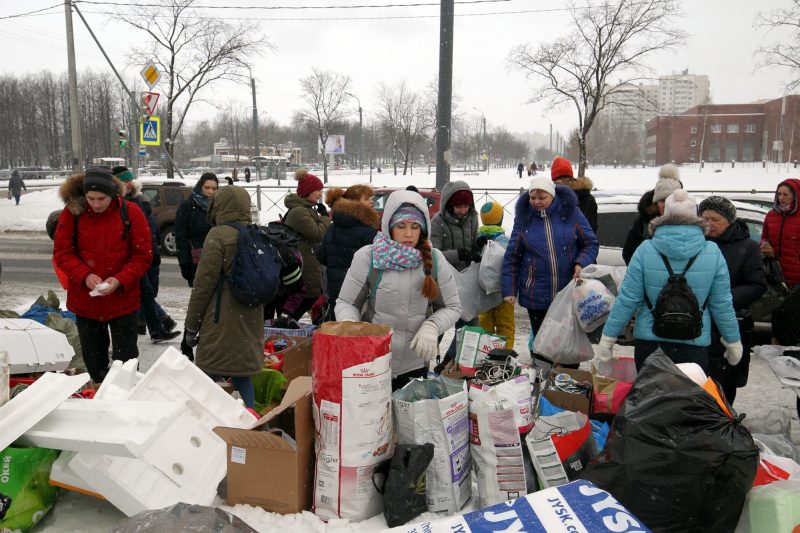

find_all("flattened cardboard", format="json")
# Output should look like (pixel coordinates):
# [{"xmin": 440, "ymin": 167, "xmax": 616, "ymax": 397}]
[
  {"xmin": 279, "ymin": 337, "xmax": 313, "ymax": 383},
  {"xmin": 213, "ymin": 376, "xmax": 314, "ymax": 515},
  {"xmin": 542, "ymin": 367, "xmax": 593, "ymax": 415}
]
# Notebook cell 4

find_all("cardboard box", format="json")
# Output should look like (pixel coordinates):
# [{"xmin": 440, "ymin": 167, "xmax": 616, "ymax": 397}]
[
  {"xmin": 213, "ymin": 376, "xmax": 314, "ymax": 515},
  {"xmin": 279, "ymin": 337, "xmax": 313, "ymax": 383},
  {"xmin": 542, "ymin": 367, "xmax": 593, "ymax": 415}
]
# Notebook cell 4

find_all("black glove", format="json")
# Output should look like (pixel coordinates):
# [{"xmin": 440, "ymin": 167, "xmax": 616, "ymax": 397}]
[
  {"xmin": 475, "ymin": 235, "xmax": 489, "ymax": 249},
  {"xmin": 316, "ymin": 202, "xmax": 328, "ymax": 217},
  {"xmin": 457, "ymin": 248, "xmax": 472, "ymax": 262},
  {"xmin": 471, "ymin": 250, "xmax": 483, "ymax": 263},
  {"xmin": 183, "ymin": 329, "xmax": 199, "ymax": 348}
]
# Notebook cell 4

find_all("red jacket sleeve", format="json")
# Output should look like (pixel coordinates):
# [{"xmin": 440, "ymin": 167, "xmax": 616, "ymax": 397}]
[{"xmin": 52, "ymin": 209, "xmax": 93, "ymax": 285}]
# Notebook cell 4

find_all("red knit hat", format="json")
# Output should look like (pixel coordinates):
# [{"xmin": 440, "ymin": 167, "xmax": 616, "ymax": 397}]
[
  {"xmin": 550, "ymin": 156, "xmax": 574, "ymax": 180},
  {"xmin": 295, "ymin": 168, "xmax": 323, "ymax": 197},
  {"xmin": 447, "ymin": 189, "xmax": 474, "ymax": 208}
]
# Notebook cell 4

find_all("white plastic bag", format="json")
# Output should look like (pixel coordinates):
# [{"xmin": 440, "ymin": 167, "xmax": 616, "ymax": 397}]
[
  {"xmin": 572, "ymin": 278, "xmax": 615, "ymax": 332},
  {"xmin": 455, "ymin": 263, "xmax": 502, "ymax": 321},
  {"xmin": 393, "ymin": 377, "xmax": 472, "ymax": 513},
  {"xmin": 468, "ymin": 375, "xmax": 533, "ymax": 508},
  {"xmin": 579, "ymin": 264, "xmax": 626, "ymax": 295},
  {"xmin": 532, "ymin": 280, "xmax": 595, "ymax": 365},
  {"xmin": 478, "ymin": 239, "xmax": 506, "ymax": 294}
]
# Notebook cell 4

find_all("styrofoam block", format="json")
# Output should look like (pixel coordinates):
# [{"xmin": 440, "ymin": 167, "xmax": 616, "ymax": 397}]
[
  {"xmin": 49, "ymin": 451, "xmax": 101, "ymax": 498},
  {"xmin": 128, "ymin": 347, "xmax": 254, "ymax": 429},
  {"xmin": 0, "ymin": 345, "xmax": 8, "ymax": 407},
  {"xmin": 69, "ymin": 410, "xmax": 227, "ymax": 516},
  {"xmin": 94, "ymin": 358, "xmax": 142, "ymax": 401},
  {"xmin": 0, "ymin": 318, "xmax": 74, "ymax": 374},
  {"xmin": 0, "ymin": 372, "xmax": 90, "ymax": 451},
  {"xmin": 20, "ymin": 398, "xmax": 187, "ymax": 457}
]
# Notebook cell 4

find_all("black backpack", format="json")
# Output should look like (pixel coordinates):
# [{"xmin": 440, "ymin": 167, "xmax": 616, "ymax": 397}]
[
  {"xmin": 644, "ymin": 253, "xmax": 707, "ymax": 340},
  {"xmin": 217, "ymin": 221, "xmax": 282, "ymax": 306}
]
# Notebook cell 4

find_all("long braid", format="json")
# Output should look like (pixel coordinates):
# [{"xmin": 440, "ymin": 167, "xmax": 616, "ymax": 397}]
[{"xmin": 417, "ymin": 235, "xmax": 440, "ymax": 300}]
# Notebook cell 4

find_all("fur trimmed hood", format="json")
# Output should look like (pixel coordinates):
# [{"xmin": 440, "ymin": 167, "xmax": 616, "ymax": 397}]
[
  {"xmin": 514, "ymin": 183, "xmax": 578, "ymax": 226},
  {"xmin": 554, "ymin": 176, "xmax": 593, "ymax": 191},
  {"xmin": 648, "ymin": 212, "xmax": 708, "ymax": 236},
  {"xmin": 331, "ymin": 197, "xmax": 380, "ymax": 229},
  {"xmin": 58, "ymin": 172, "xmax": 125, "ymax": 216}
]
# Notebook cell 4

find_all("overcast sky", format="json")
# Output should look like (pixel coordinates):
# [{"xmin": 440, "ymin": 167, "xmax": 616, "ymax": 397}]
[{"xmin": 0, "ymin": 0, "xmax": 794, "ymax": 140}]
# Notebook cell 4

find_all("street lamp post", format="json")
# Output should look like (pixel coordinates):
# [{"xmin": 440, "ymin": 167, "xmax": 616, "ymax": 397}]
[{"xmin": 346, "ymin": 92, "xmax": 363, "ymax": 174}]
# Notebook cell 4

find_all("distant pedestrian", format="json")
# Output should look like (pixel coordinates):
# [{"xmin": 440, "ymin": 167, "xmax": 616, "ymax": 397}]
[
  {"xmin": 761, "ymin": 178, "xmax": 800, "ymax": 288},
  {"xmin": 175, "ymin": 172, "xmax": 219, "ymax": 287},
  {"xmin": 244, "ymin": 167, "xmax": 251, "ymax": 183},
  {"xmin": 517, "ymin": 163, "xmax": 524, "ymax": 179},
  {"xmin": 8, "ymin": 170, "xmax": 26, "ymax": 205}
]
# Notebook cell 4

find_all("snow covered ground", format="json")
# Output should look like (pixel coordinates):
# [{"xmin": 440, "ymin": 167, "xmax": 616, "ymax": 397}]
[{"xmin": 2, "ymin": 162, "xmax": 799, "ymax": 532}]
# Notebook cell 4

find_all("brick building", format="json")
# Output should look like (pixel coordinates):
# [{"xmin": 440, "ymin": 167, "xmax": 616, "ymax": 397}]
[{"xmin": 645, "ymin": 95, "xmax": 800, "ymax": 165}]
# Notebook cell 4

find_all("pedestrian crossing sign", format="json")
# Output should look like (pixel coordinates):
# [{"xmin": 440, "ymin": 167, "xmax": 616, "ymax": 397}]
[{"xmin": 140, "ymin": 117, "xmax": 160, "ymax": 146}]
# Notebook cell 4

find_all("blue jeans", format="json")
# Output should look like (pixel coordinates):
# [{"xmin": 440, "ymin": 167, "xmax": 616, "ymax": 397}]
[
  {"xmin": 208, "ymin": 374, "xmax": 255, "ymax": 409},
  {"xmin": 634, "ymin": 340, "xmax": 708, "ymax": 373},
  {"xmin": 139, "ymin": 275, "xmax": 166, "ymax": 335}
]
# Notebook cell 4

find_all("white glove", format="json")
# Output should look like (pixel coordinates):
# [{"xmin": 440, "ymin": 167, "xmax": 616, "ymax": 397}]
[
  {"xmin": 721, "ymin": 338, "xmax": 743, "ymax": 366},
  {"xmin": 410, "ymin": 321, "xmax": 439, "ymax": 362},
  {"xmin": 594, "ymin": 334, "xmax": 617, "ymax": 363}
]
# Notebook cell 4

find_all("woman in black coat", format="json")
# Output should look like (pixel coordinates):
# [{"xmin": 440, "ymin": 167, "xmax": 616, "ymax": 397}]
[
  {"xmin": 699, "ymin": 196, "xmax": 767, "ymax": 403},
  {"xmin": 175, "ymin": 172, "xmax": 219, "ymax": 286},
  {"xmin": 317, "ymin": 184, "xmax": 380, "ymax": 318}
]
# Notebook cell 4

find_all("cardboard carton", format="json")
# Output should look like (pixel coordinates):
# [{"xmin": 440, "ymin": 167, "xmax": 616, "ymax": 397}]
[
  {"xmin": 213, "ymin": 376, "xmax": 314, "ymax": 515},
  {"xmin": 542, "ymin": 367, "xmax": 593, "ymax": 415}
]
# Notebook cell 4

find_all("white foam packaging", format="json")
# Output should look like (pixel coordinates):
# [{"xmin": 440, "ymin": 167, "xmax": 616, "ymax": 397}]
[{"xmin": 0, "ymin": 318, "xmax": 74, "ymax": 374}]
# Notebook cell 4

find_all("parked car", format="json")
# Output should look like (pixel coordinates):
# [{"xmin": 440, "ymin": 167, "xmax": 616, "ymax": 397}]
[
  {"xmin": 140, "ymin": 181, "xmax": 192, "ymax": 256},
  {"xmin": 371, "ymin": 188, "xmax": 442, "ymax": 219}
]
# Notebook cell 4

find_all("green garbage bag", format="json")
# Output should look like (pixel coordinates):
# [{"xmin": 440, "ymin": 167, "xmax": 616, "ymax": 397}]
[
  {"xmin": 252, "ymin": 369, "xmax": 287, "ymax": 414},
  {"xmin": 0, "ymin": 447, "xmax": 60, "ymax": 532}
]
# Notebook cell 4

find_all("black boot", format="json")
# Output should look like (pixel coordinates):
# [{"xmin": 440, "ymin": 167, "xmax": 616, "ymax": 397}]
[
  {"xmin": 161, "ymin": 315, "xmax": 177, "ymax": 332},
  {"xmin": 151, "ymin": 330, "xmax": 181, "ymax": 344}
]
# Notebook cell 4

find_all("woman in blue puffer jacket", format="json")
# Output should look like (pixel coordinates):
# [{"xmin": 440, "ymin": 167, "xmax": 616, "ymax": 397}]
[
  {"xmin": 595, "ymin": 190, "xmax": 743, "ymax": 372},
  {"xmin": 502, "ymin": 176, "xmax": 599, "ymax": 359}
]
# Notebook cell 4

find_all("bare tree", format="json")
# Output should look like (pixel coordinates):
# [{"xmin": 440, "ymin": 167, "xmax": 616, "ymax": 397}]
[
  {"xmin": 509, "ymin": 0, "xmax": 685, "ymax": 177},
  {"xmin": 757, "ymin": 1, "xmax": 800, "ymax": 92},
  {"xmin": 375, "ymin": 81, "xmax": 428, "ymax": 175},
  {"xmin": 298, "ymin": 68, "xmax": 351, "ymax": 182},
  {"xmin": 117, "ymin": 0, "xmax": 266, "ymax": 178}
]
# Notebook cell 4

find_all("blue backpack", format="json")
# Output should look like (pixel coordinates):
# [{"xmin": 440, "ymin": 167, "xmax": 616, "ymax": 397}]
[{"xmin": 217, "ymin": 221, "xmax": 282, "ymax": 307}]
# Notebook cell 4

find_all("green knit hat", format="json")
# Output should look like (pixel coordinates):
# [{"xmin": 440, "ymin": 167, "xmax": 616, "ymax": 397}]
[{"xmin": 112, "ymin": 166, "xmax": 135, "ymax": 182}]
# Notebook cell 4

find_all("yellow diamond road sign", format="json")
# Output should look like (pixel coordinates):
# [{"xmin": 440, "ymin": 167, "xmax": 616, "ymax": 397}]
[{"xmin": 140, "ymin": 62, "xmax": 159, "ymax": 89}]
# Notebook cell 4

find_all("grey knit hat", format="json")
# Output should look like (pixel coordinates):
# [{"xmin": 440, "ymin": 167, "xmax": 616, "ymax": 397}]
[{"xmin": 698, "ymin": 195, "xmax": 737, "ymax": 224}]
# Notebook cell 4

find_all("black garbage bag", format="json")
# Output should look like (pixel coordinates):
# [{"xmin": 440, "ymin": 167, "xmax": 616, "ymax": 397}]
[
  {"xmin": 580, "ymin": 351, "xmax": 758, "ymax": 533},
  {"xmin": 110, "ymin": 503, "xmax": 258, "ymax": 533},
  {"xmin": 374, "ymin": 443, "xmax": 435, "ymax": 527}
]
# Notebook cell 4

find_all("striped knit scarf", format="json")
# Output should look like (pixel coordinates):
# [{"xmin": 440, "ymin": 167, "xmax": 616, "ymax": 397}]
[{"xmin": 371, "ymin": 231, "xmax": 422, "ymax": 271}]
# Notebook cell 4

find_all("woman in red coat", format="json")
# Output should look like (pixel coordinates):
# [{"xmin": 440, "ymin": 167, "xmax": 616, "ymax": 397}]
[
  {"xmin": 53, "ymin": 167, "xmax": 153, "ymax": 383},
  {"xmin": 761, "ymin": 178, "xmax": 800, "ymax": 288}
]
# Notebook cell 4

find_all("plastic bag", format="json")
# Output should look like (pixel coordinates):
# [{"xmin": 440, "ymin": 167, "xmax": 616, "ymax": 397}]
[
  {"xmin": 526, "ymin": 411, "xmax": 597, "ymax": 488},
  {"xmin": 0, "ymin": 447, "xmax": 59, "ymax": 532},
  {"xmin": 572, "ymin": 278, "xmax": 615, "ymax": 332},
  {"xmin": 478, "ymin": 239, "xmax": 507, "ymax": 294},
  {"xmin": 591, "ymin": 355, "xmax": 637, "ymax": 383},
  {"xmin": 311, "ymin": 322, "xmax": 394, "ymax": 521},
  {"xmin": 111, "ymin": 503, "xmax": 258, "ymax": 533},
  {"xmin": 580, "ymin": 351, "xmax": 759, "ymax": 533},
  {"xmin": 454, "ymin": 263, "xmax": 502, "ymax": 321},
  {"xmin": 532, "ymin": 280, "xmax": 594, "ymax": 365},
  {"xmin": 375, "ymin": 443, "xmax": 435, "ymax": 527},
  {"xmin": 578, "ymin": 264, "xmax": 626, "ymax": 295},
  {"xmin": 392, "ymin": 377, "xmax": 471, "ymax": 513},
  {"xmin": 591, "ymin": 373, "xmax": 633, "ymax": 415}
]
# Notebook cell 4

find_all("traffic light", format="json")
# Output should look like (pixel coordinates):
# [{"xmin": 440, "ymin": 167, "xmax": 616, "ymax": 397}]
[{"xmin": 118, "ymin": 129, "xmax": 128, "ymax": 148}]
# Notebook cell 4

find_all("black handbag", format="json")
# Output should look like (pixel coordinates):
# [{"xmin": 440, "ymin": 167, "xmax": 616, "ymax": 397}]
[{"xmin": 749, "ymin": 258, "xmax": 790, "ymax": 322}]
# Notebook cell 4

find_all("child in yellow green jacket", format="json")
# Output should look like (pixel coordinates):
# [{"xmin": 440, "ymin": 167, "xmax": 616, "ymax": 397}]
[{"xmin": 478, "ymin": 201, "xmax": 515, "ymax": 349}]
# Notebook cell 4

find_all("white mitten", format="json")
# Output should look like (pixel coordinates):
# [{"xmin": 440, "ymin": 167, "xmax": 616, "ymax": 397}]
[
  {"xmin": 410, "ymin": 321, "xmax": 439, "ymax": 362},
  {"xmin": 721, "ymin": 338, "xmax": 743, "ymax": 366},
  {"xmin": 594, "ymin": 334, "xmax": 617, "ymax": 363}
]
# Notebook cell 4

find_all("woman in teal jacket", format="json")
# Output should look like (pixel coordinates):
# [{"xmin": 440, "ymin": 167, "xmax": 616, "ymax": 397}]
[{"xmin": 595, "ymin": 190, "xmax": 743, "ymax": 372}]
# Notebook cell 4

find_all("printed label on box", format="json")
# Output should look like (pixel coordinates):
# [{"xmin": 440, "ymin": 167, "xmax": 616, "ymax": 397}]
[{"xmin": 231, "ymin": 446, "xmax": 246, "ymax": 465}]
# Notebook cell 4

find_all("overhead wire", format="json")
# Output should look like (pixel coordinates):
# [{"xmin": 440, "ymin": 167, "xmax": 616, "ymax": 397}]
[{"xmin": 0, "ymin": 3, "xmax": 63, "ymax": 20}]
